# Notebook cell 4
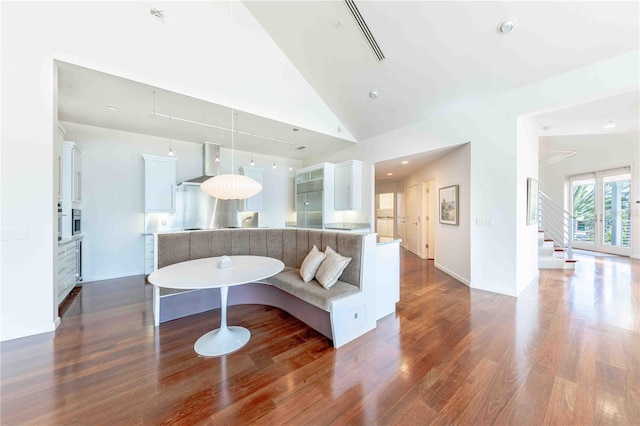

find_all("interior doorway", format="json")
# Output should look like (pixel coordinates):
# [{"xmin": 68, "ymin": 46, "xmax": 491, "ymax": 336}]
[
  {"xmin": 376, "ymin": 192, "xmax": 395, "ymax": 243},
  {"xmin": 570, "ymin": 167, "xmax": 631, "ymax": 256}
]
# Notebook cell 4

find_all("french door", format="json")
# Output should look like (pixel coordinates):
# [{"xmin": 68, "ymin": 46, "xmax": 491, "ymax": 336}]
[{"xmin": 570, "ymin": 168, "xmax": 631, "ymax": 256}]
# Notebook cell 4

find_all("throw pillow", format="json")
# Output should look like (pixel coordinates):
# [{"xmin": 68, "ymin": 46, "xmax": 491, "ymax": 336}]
[
  {"xmin": 299, "ymin": 245, "xmax": 326, "ymax": 282},
  {"xmin": 315, "ymin": 246, "xmax": 352, "ymax": 289}
]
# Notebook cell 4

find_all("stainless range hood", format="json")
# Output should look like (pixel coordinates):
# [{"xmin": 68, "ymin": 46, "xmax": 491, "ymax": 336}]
[
  {"xmin": 181, "ymin": 142, "xmax": 220, "ymax": 184},
  {"xmin": 175, "ymin": 142, "xmax": 255, "ymax": 229}
]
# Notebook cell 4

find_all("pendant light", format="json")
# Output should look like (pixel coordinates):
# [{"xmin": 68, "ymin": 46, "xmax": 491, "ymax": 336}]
[
  {"xmin": 201, "ymin": 112, "xmax": 262, "ymax": 200},
  {"xmin": 200, "ymin": 3, "xmax": 261, "ymax": 201}
]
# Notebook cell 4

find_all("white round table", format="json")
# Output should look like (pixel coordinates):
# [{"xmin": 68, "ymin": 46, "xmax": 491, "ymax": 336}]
[{"xmin": 148, "ymin": 255, "xmax": 284, "ymax": 357}]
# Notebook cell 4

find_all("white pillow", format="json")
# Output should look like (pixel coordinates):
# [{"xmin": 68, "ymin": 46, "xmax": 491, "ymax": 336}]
[
  {"xmin": 299, "ymin": 245, "xmax": 326, "ymax": 282},
  {"xmin": 315, "ymin": 246, "xmax": 352, "ymax": 289}
]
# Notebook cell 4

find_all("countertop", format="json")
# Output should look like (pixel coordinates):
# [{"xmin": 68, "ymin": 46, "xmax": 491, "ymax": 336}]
[
  {"xmin": 142, "ymin": 229, "xmax": 187, "ymax": 236},
  {"xmin": 324, "ymin": 223, "xmax": 371, "ymax": 231},
  {"xmin": 284, "ymin": 223, "xmax": 371, "ymax": 231},
  {"xmin": 376, "ymin": 238, "xmax": 402, "ymax": 246},
  {"xmin": 58, "ymin": 234, "xmax": 83, "ymax": 245}
]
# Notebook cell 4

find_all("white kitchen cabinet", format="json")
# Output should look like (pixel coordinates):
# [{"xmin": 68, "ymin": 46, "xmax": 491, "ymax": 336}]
[
  {"xmin": 63, "ymin": 141, "xmax": 82, "ymax": 206},
  {"xmin": 239, "ymin": 166, "xmax": 264, "ymax": 212},
  {"xmin": 143, "ymin": 155, "xmax": 178, "ymax": 213},
  {"xmin": 376, "ymin": 217, "xmax": 394, "ymax": 238},
  {"xmin": 144, "ymin": 234, "xmax": 155, "ymax": 274},
  {"xmin": 334, "ymin": 160, "xmax": 362, "ymax": 210},
  {"xmin": 61, "ymin": 141, "xmax": 81, "ymax": 237},
  {"xmin": 56, "ymin": 124, "xmax": 65, "ymax": 200},
  {"xmin": 57, "ymin": 237, "xmax": 82, "ymax": 304},
  {"xmin": 72, "ymin": 145, "xmax": 82, "ymax": 204}
]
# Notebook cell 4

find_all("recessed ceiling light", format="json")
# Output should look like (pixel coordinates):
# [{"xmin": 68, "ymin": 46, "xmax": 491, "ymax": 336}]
[
  {"xmin": 369, "ymin": 90, "xmax": 379, "ymax": 99},
  {"xmin": 498, "ymin": 19, "xmax": 516, "ymax": 35},
  {"xmin": 401, "ymin": 160, "xmax": 409, "ymax": 165},
  {"xmin": 541, "ymin": 125, "xmax": 551, "ymax": 131},
  {"xmin": 603, "ymin": 121, "xmax": 616, "ymax": 129},
  {"xmin": 106, "ymin": 105, "xmax": 119, "ymax": 111},
  {"xmin": 387, "ymin": 172, "xmax": 393, "ymax": 176}
]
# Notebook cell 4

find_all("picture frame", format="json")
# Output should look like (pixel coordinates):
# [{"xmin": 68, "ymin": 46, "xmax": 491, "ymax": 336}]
[
  {"xmin": 526, "ymin": 177, "xmax": 538, "ymax": 226},
  {"xmin": 439, "ymin": 185, "xmax": 459, "ymax": 225}
]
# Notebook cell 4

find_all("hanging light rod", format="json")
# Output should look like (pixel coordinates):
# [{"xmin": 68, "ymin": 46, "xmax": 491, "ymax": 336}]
[{"xmin": 151, "ymin": 111, "xmax": 295, "ymax": 147}]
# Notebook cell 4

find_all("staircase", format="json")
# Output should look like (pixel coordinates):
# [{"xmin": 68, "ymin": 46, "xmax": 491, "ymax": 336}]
[{"xmin": 537, "ymin": 191, "xmax": 577, "ymax": 270}]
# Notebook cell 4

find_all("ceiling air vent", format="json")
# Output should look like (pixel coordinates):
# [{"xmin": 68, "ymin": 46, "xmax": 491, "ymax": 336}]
[
  {"xmin": 344, "ymin": 0, "xmax": 385, "ymax": 62},
  {"xmin": 296, "ymin": 146, "xmax": 307, "ymax": 150}
]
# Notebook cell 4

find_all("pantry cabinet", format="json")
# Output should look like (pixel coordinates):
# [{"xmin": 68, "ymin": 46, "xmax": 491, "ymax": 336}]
[
  {"xmin": 143, "ymin": 155, "xmax": 178, "ymax": 213},
  {"xmin": 334, "ymin": 160, "xmax": 362, "ymax": 210},
  {"xmin": 239, "ymin": 166, "xmax": 264, "ymax": 212}
]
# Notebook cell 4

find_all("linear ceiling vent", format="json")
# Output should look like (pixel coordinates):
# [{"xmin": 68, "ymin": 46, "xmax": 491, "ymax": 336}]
[{"xmin": 344, "ymin": 0, "xmax": 385, "ymax": 62}]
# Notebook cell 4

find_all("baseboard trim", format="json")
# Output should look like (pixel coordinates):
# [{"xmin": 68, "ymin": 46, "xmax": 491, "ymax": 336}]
[
  {"xmin": 1, "ymin": 322, "xmax": 56, "ymax": 342},
  {"xmin": 434, "ymin": 262, "xmax": 470, "ymax": 286},
  {"xmin": 82, "ymin": 271, "xmax": 145, "ymax": 283}
]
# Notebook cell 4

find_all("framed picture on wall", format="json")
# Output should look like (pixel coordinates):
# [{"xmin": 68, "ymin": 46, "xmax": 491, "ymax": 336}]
[
  {"xmin": 439, "ymin": 185, "xmax": 459, "ymax": 225},
  {"xmin": 526, "ymin": 177, "xmax": 538, "ymax": 226}
]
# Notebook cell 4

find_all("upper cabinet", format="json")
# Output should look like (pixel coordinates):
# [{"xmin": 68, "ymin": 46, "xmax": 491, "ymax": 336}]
[
  {"xmin": 56, "ymin": 124, "xmax": 65, "ymax": 200},
  {"xmin": 62, "ymin": 141, "xmax": 81, "ymax": 206},
  {"xmin": 71, "ymin": 144, "xmax": 82, "ymax": 204},
  {"xmin": 143, "ymin": 155, "xmax": 178, "ymax": 213},
  {"xmin": 239, "ymin": 166, "xmax": 264, "ymax": 212},
  {"xmin": 334, "ymin": 160, "xmax": 362, "ymax": 211}
]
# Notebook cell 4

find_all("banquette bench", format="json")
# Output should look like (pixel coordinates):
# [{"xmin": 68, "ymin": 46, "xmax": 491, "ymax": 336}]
[{"xmin": 153, "ymin": 228, "xmax": 378, "ymax": 347}]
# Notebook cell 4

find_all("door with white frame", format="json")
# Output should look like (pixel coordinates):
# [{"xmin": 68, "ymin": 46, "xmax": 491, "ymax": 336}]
[
  {"xmin": 397, "ymin": 190, "xmax": 406, "ymax": 249},
  {"xmin": 424, "ymin": 179, "xmax": 436, "ymax": 259},
  {"xmin": 406, "ymin": 184, "xmax": 419, "ymax": 255},
  {"xmin": 570, "ymin": 168, "xmax": 631, "ymax": 256}
]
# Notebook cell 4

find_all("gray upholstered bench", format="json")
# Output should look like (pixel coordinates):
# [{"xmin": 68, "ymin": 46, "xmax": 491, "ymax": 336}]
[{"xmin": 153, "ymin": 229, "xmax": 377, "ymax": 347}]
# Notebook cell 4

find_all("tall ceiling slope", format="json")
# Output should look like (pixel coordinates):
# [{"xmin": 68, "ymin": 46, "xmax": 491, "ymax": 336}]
[
  {"xmin": 53, "ymin": 1, "xmax": 355, "ymax": 144},
  {"xmin": 244, "ymin": 1, "xmax": 640, "ymax": 141}
]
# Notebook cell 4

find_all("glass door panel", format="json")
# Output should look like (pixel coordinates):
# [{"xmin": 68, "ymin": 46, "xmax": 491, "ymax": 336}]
[
  {"xmin": 602, "ymin": 174, "xmax": 631, "ymax": 250},
  {"xmin": 571, "ymin": 171, "xmax": 631, "ymax": 256},
  {"xmin": 572, "ymin": 180, "xmax": 596, "ymax": 246}
]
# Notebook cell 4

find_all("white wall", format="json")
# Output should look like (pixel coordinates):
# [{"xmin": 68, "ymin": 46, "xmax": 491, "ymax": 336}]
[
  {"xmin": 307, "ymin": 51, "xmax": 639, "ymax": 297},
  {"xmin": 64, "ymin": 122, "xmax": 300, "ymax": 282},
  {"xmin": 515, "ymin": 116, "xmax": 540, "ymax": 294},
  {"xmin": 539, "ymin": 131, "xmax": 640, "ymax": 259},
  {"xmin": 398, "ymin": 144, "xmax": 471, "ymax": 285},
  {"xmin": 0, "ymin": 1, "xmax": 347, "ymax": 341}
]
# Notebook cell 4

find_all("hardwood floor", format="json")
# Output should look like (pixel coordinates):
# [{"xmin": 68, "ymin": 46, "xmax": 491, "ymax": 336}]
[{"xmin": 2, "ymin": 249, "xmax": 638, "ymax": 425}]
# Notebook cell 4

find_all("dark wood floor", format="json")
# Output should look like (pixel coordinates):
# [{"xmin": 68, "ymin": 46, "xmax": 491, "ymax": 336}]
[{"xmin": 1, "ymin": 249, "xmax": 638, "ymax": 425}]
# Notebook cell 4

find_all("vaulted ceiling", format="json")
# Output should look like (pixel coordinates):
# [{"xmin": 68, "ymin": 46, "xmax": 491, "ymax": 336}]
[
  {"xmin": 245, "ymin": 1, "xmax": 639, "ymax": 141},
  {"xmin": 57, "ymin": 1, "xmax": 639, "ymax": 171}
]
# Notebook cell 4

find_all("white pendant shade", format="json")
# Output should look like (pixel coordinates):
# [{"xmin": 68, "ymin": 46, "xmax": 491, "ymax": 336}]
[{"xmin": 200, "ymin": 174, "xmax": 262, "ymax": 200}]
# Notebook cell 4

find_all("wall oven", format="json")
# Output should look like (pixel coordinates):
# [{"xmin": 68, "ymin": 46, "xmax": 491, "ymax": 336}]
[{"xmin": 72, "ymin": 209, "xmax": 81, "ymax": 235}]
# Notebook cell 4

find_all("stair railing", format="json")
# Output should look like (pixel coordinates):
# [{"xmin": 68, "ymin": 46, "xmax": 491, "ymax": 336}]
[{"xmin": 538, "ymin": 191, "xmax": 575, "ymax": 259}]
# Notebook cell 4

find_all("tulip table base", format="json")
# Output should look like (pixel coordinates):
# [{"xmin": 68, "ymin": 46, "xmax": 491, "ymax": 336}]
[{"xmin": 148, "ymin": 255, "xmax": 284, "ymax": 357}]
